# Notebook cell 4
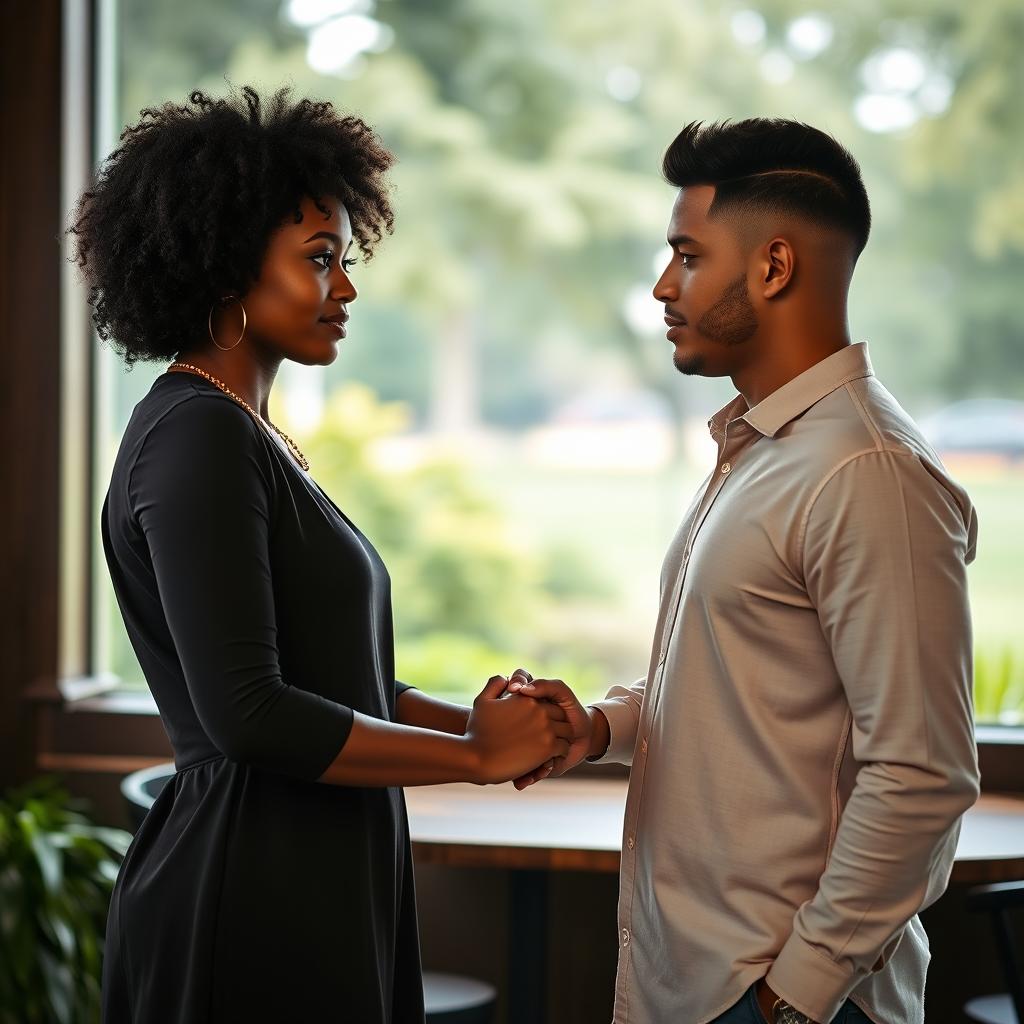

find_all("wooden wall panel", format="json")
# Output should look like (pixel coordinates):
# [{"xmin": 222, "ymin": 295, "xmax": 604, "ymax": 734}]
[{"xmin": 0, "ymin": 1, "xmax": 64, "ymax": 788}]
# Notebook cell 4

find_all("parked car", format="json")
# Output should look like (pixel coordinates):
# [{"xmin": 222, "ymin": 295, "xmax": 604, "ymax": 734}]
[{"xmin": 920, "ymin": 399, "xmax": 1024, "ymax": 461}]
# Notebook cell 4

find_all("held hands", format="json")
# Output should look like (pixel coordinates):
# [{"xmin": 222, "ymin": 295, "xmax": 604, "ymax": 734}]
[
  {"xmin": 464, "ymin": 674, "xmax": 575, "ymax": 785},
  {"xmin": 505, "ymin": 668, "xmax": 595, "ymax": 790}
]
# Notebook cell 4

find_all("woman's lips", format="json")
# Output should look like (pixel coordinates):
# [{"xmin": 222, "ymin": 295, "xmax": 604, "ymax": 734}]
[{"xmin": 320, "ymin": 317, "xmax": 348, "ymax": 338}]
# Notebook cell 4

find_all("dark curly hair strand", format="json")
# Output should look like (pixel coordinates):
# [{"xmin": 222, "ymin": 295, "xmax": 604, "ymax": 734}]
[{"xmin": 70, "ymin": 86, "xmax": 395, "ymax": 368}]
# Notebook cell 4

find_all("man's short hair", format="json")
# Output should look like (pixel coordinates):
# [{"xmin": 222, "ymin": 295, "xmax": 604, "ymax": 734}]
[{"xmin": 662, "ymin": 119, "xmax": 871, "ymax": 257}]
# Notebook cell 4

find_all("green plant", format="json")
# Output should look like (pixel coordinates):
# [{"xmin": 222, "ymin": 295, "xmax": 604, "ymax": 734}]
[
  {"xmin": 298, "ymin": 384, "xmax": 607, "ymax": 650},
  {"xmin": 974, "ymin": 648, "xmax": 1024, "ymax": 725},
  {"xmin": 0, "ymin": 778, "xmax": 131, "ymax": 1024}
]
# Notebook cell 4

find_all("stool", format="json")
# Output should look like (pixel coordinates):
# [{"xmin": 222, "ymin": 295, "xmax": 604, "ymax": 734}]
[
  {"xmin": 122, "ymin": 768, "xmax": 498, "ymax": 1023},
  {"xmin": 424, "ymin": 971, "xmax": 497, "ymax": 1024},
  {"xmin": 120, "ymin": 761, "xmax": 176, "ymax": 831},
  {"xmin": 964, "ymin": 880, "xmax": 1024, "ymax": 1024}
]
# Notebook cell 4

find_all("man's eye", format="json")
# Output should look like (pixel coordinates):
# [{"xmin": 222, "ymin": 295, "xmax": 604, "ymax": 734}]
[
  {"xmin": 679, "ymin": 253, "xmax": 697, "ymax": 267},
  {"xmin": 311, "ymin": 252, "xmax": 334, "ymax": 270}
]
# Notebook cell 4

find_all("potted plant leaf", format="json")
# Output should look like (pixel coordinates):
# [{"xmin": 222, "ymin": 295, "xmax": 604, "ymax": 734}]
[{"xmin": 0, "ymin": 776, "xmax": 131, "ymax": 1024}]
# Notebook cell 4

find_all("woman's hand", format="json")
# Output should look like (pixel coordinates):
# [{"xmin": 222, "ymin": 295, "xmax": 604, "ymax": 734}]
[{"xmin": 464, "ymin": 675, "xmax": 574, "ymax": 785}]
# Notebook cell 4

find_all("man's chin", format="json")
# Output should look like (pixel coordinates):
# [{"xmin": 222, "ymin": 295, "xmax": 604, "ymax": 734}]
[{"xmin": 673, "ymin": 350, "xmax": 705, "ymax": 376}]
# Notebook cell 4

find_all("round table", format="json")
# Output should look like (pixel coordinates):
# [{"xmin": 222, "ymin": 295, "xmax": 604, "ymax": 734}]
[{"xmin": 405, "ymin": 779, "xmax": 1024, "ymax": 1023}]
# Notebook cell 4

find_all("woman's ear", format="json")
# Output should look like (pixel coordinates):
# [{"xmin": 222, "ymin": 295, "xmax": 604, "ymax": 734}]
[{"xmin": 760, "ymin": 237, "xmax": 795, "ymax": 299}]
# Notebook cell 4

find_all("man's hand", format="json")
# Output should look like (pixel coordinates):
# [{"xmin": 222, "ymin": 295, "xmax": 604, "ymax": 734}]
[{"xmin": 505, "ymin": 668, "xmax": 594, "ymax": 789}]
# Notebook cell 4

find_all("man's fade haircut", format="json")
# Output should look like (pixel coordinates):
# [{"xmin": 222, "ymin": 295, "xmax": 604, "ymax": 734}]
[{"xmin": 662, "ymin": 119, "xmax": 871, "ymax": 258}]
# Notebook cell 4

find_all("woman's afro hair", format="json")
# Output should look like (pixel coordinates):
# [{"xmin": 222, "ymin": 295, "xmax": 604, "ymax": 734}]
[{"xmin": 70, "ymin": 85, "xmax": 395, "ymax": 368}]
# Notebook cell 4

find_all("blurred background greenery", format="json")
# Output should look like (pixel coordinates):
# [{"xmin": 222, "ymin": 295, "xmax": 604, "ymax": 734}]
[{"xmin": 96, "ymin": 0, "xmax": 1024, "ymax": 721}]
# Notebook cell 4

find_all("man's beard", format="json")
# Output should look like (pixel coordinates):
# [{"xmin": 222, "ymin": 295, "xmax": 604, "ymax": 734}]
[{"xmin": 673, "ymin": 273, "xmax": 758, "ymax": 375}]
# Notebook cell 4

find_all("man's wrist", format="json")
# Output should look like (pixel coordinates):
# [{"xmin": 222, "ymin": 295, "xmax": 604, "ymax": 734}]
[{"xmin": 585, "ymin": 706, "xmax": 610, "ymax": 760}]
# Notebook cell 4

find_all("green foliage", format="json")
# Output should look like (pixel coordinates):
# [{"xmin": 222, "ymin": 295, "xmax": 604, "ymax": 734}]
[
  {"xmin": 295, "ymin": 384, "xmax": 613, "ymax": 693},
  {"xmin": 975, "ymin": 648, "xmax": 1024, "ymax": 725},
  {"xmin": 107, "ymin": 0, "xmax": 1024, "ymax": 705},
  {"xmin": 0, "ymin": 779, "xmax": 131, "ymax": 1024},
  {"xmin": 116, "ymin": 0, "xmax": 1024, "ymax": 411},
  {"xmin": 302, "ymin": 384, "xmax": 540, "ymax": 645}
]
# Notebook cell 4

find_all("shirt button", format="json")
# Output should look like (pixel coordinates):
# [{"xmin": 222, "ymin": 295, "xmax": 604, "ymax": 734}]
[
  {"xmin": 641, "ymin": 738, "xmax": 648, "ymax": 755},
  {"xmin": 627, "ymin": 835, "xmax": 635, "ymax": 850},
  {"xmin": 622, "ymin": 928, "xmax": 630, "ymax": 946},
  {"xmin": 720, "ymin": 462, "xmax": 732, "ymax": 474}
]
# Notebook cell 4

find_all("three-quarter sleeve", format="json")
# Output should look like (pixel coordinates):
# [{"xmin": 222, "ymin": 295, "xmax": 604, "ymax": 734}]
[
  {"xmin": 130, "ymin": 394, "xmax": 354, "ymax": 781},
  {"xmin": 766, "ymin": 449, "xmax": 980, "ymax": 1022}
]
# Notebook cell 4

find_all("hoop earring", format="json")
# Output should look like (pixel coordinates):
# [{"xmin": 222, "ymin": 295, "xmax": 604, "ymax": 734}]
[{"xmin": 208, "ymin": 296, "xmax": 247, "ymax": 351}]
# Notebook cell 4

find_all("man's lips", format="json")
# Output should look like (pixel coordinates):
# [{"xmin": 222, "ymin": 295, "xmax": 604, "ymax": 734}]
[{"xmin": 664, "ymin": 310, "xmax": 687, "ymax": 344}]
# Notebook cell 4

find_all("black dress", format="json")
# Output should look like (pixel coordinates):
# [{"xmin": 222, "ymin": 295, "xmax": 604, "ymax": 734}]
[{"xmin": 100, "ymin": 370, "xmax": 424, "ymax": 1023}]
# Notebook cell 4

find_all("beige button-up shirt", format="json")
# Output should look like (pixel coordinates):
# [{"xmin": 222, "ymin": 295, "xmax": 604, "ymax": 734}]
[{"xmin": 591, "ymin": 343, "xmax": 980, "ymax": 1024}]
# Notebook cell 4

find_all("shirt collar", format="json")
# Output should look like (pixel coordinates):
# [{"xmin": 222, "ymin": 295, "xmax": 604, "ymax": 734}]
[{"xmin": 708, "ymin": 342, "xmax": 874, "ymax": 442}]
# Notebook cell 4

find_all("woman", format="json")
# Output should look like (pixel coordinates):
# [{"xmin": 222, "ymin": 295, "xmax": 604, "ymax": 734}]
[{"xmin": 71, "ymin": 86, "xmax": 577, "ymax": 1023}]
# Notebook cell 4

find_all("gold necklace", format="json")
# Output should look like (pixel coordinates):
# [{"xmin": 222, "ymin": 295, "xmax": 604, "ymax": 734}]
[{"xmin": 167, "ymin": 362, "xmax": 310, "ymax": 472}]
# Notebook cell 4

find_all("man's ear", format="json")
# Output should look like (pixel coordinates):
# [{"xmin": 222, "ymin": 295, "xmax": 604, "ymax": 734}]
[{"xmin": 759, "ymin": 237, "xmax": 795, "ymax": 299}]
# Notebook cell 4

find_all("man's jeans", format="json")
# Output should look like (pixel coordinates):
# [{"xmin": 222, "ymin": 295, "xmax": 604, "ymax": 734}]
[{"xmin": 710, "ymin": 983, "xmax": 875, "ymax": 1024}]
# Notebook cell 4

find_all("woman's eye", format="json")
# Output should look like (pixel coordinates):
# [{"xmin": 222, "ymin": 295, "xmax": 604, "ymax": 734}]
[
  {"xmin": 342, "ymin": 258, "xmax": 358, "ymax": 272},
  {"xmin": 311, "ymin": 252, "xmax": 334, "ymax": 270}
]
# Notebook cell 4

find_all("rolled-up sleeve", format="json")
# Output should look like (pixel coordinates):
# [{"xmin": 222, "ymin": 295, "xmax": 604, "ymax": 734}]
[
  {"xmin": 131, "ymin": 397, "xmax": 354, "ymax": 781},
  {"xmin": 766, "ymin": 449, "xmax": 980, "ymax": 1022}
]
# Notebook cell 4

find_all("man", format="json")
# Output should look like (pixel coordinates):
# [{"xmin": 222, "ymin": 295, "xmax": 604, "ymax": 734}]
[{"xmin": 509, "ymin": 119, "xmax": 980, "ymax": 1024}]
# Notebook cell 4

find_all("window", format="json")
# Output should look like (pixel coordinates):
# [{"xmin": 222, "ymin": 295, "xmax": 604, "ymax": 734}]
[{"xmin": 79, "ymin": 0, "xmax": 1024, "ymax": 724}]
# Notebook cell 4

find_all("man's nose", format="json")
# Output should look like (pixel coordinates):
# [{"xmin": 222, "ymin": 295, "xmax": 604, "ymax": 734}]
[{"xmin": 653, "ymin": 265, "xmax": 677, "ymax": 302}]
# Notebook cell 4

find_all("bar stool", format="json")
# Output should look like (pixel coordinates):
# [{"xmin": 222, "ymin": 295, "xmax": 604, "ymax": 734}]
[
  {"xmin": 424, "ymin": 971, "xmax": 497, "ymax": 1023},
  {"xmin": 964, "ymin": 880, "xmax": 1024, "ymax": 1024}
]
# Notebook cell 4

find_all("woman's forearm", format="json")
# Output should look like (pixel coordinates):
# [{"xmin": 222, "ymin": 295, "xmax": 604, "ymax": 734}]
[
  {"xmin": 317, "ymin": 681, "xmax": 574, "ymax": 789},
  {"xmin": 395, "ymin": 687, "xmax": 471, "ymax": 736},
  {"xmin": 316, "ymin": 712, "xmax": 479, "ymax": 788}
]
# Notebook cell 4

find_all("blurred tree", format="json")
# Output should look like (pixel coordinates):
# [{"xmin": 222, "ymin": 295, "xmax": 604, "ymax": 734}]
[
  {"xmin": 103, "ymin": 0, "xmax": 1022, "ymax": 710},
  {"xmin": 294, "ymin": 384, "xmax": 614, "ymax": 698},
  {"xmin": 116, "ymin": 0, "xmax": 1024, "ymax": 411}
]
